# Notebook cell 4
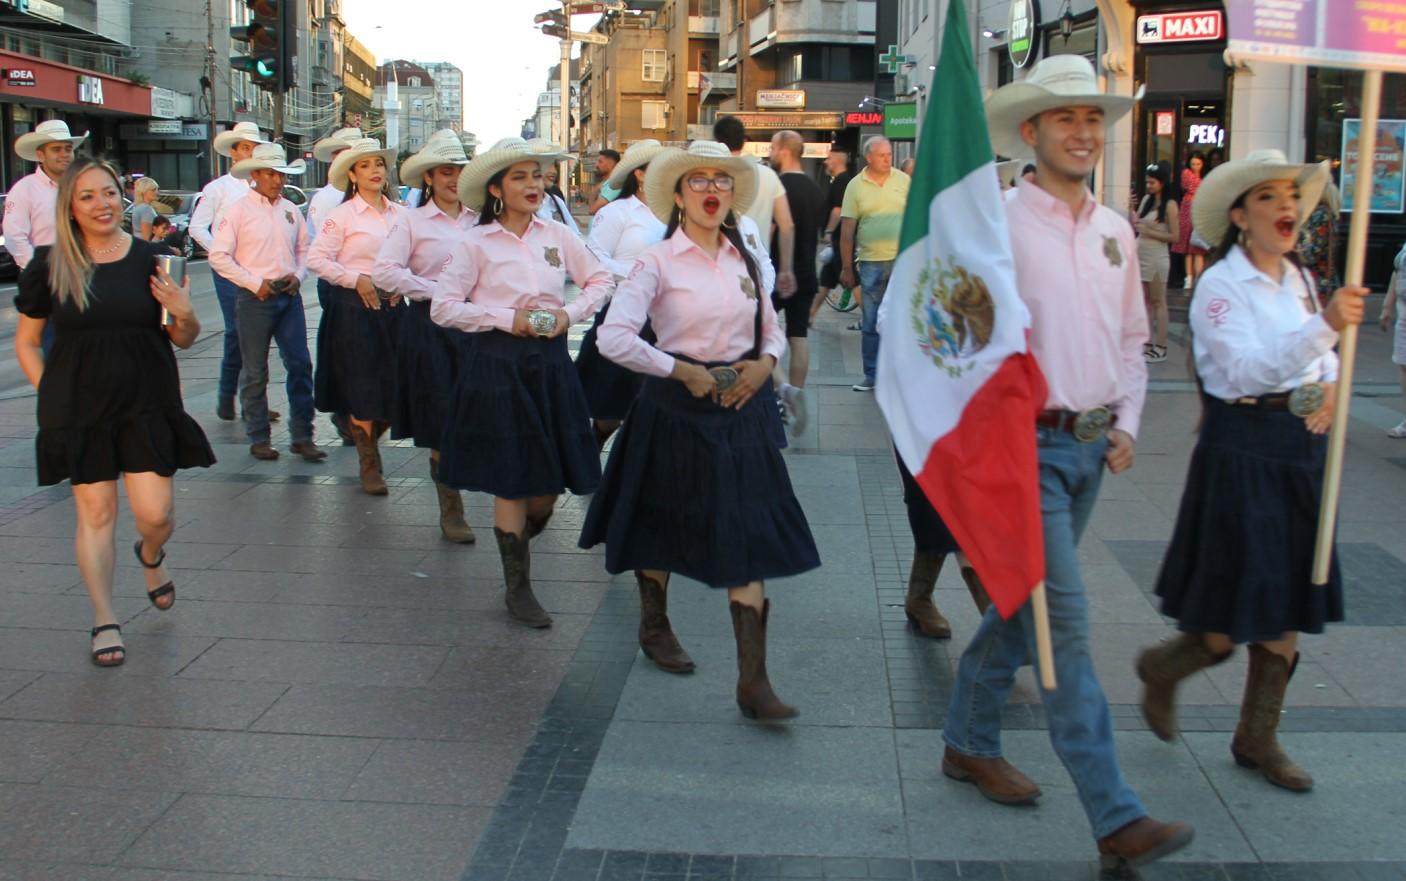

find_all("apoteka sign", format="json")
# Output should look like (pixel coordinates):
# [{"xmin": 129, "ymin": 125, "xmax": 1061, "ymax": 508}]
[{"xmin": 1008, "ymin": 0, "xmax": 1038, "ymax": 68}]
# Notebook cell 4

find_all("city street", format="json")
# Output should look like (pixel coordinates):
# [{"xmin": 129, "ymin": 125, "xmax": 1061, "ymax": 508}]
[{"xmin": 0, "ymin": 294, "xmax": 1404, "ymax": 881}]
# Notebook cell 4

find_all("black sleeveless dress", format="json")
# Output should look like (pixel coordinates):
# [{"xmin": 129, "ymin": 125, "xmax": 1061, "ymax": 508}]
[{"xmin": 15, "ymin": 241, "xmax": 215, "ymax": 486}]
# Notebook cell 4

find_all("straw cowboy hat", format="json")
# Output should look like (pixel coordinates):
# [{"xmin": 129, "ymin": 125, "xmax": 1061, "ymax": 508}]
[
  {"xmin": 1192, "ymin": 149, "xmax": 1331, "ymax": 247},
  {"xmin": 230, "ymin": 142, "xmax": 306, "ymax": 180},
  {"xmin": 327, "ymin": 137, "xmax": 398, "ymax": 191},
  {"xmin": 400, "ymin": 130, "xmax": 470, "ymax": 188},
  {"xmin": 607, "ymin": 139, "xmax": 669, "ymax": 191},
  {"xmin": 527, "ymin": 138, "xmax": 575, "ymax": 161},
  {"xmin": 15, "ymin": 120, "xmax": 87, "ymax": 162},
  {"xmin": 213, "ymin": 121, "xmax": 269, "ymax": 157},
  {"xmin": 313, "ymin": 126, "xmax": 362, "ymax": 163},
  {"xmin": 642, "ymin": 141, "xmax": 758, "ymax": 224},
  {"xmin": 985, "ymin": 54, "xmax": 1141, "ymax": 160},
  {"xmin": 456, "ymin": 137, "xmax": 568, "ymax": 211}
]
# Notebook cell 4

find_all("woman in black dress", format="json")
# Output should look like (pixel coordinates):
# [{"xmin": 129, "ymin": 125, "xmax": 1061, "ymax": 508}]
[{"xmin": 13, "ymin": 158, "xmax": 214, "ymax": 667}]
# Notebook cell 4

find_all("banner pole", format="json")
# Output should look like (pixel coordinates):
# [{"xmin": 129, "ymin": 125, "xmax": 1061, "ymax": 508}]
[
  {"xmin": 1313, "ymin": 68, "xmax": 1383, "ymax": 585},
  {"xmin": 1031, "ymin": 581, "xmax": 1057, "ymax": 691}
]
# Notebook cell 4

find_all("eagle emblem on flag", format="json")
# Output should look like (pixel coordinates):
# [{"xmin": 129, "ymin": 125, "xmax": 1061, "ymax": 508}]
[{"xmin": 910, "ymin": 259, "xmax": 995, "ymax": 377}]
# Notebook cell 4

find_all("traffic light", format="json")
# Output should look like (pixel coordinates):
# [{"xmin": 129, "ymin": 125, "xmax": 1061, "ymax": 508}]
[{"xmin": 230, "ymin": 0, "xmax": 295, "ymax": 93}]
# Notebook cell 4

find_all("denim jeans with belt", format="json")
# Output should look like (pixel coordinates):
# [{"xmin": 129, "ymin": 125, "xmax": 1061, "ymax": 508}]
[
  {"xmin": 858, "ymin": 260, "xmax": 893, "ymax": 385},
  {"xmin": 943, "ymin": 426, "xmax": 1146, "ymax": 840},
  {"xmin": 236, "ymin": 288, "xmax": 315, "ymax": 444},
  {"xmin": 210, "ymin": 267, "xmax": 243, "ymax": 403}
]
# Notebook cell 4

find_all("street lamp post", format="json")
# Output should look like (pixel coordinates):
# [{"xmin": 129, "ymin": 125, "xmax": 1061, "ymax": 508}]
[{"xmin": 559, "ymin": 1, "xmax": 571, "ymax": 199}]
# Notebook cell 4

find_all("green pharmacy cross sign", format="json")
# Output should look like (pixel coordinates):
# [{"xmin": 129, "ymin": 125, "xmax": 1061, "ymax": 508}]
[{"xmin": 879, "ymin": 45, "xmax": 914, "ymax": 75}]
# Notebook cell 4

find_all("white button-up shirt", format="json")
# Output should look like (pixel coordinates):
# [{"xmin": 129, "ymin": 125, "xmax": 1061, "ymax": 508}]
[
  {"xmin": 189, "ymin": 173, "xmax": 253, "ymax": 253},
  {"xmin": 536, "ymin": 191, "xmax": 581, "ymax": 236},
  {"xmin": 207, "ymin": 193, "xmax": 308, "ymax": 294},
  {"xmin": 2, "ymin": 169, "xmax": 59, "ymax": 270},
  {"xmin": 1191, "ymin": 246, "xmax": 1339, "ymax": 402},
  {"xmin": 585, "ymin": 195, "xmax": 666, "ymax": 279}
]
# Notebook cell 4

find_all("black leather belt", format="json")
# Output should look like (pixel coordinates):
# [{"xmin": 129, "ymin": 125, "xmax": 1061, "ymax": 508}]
[
  {"xmin": 1037, "ymin": 407, "xmax": 1116, "ymax": 442},
  {"xmin": 1229, "ymin": 394, "xmax": 1291, "ymax": 411}
]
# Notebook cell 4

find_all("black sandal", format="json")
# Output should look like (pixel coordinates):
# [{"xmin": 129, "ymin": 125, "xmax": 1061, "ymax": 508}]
[
  {"xmin": 90, "ymin": 624, "xmax": 125, "ymax": 667},
  {"xmin": 133, "ymin": 540, "xmax": 176, "ymax": 611}
]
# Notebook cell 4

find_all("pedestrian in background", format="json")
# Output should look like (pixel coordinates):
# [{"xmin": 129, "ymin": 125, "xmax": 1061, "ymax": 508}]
[
  {"xmin": 430, "ymin": 138, "xmax": 611, "ymax": 629},
  {"xmin": 1140, "ymin": 150, "xmax": 1365, "ymax": 794},
  {"xmin": 209, "ymin": 143, "xmax": 324, "ymax": 464},
  {"xmin": 4, "ymin": 120, "xmax": 85, "ymax": 273},
  {"xmin": 371, "ymin": 130, "xmax": 477, "ymax": 544},
  {"xmin": 1172, "ymin": 151, "xmax": 1207, "ymax": 290},
  {"xmin": 768, "ymin": 130, "xmax": 824, "ymax": 434},
  {"xmin": 308, "ymin": 126, "xmax": 364, "ymax": 446},
  {"xmin": 13, "ymin": 158, "xmax": 214, "ymax": 666},
  {"xmin": 538, "ymin": 159, "xmax": 581, "ymax": 235},
  {"xmin": 812, "ymin": 146, "xmax": 856, "ymax": 326},
  {"xmin": 588, "ymin": 148, "xmax": 621, "ymax": 215},
  {"xmin": 840, "ymin": 135, "xmax": 910, "ymax": 392},
  {"xmin": 1134, "ymin": 161, "xmax": 1178, "ymax": 363},
  {"xmin": 1298, "ymin": 181, "xmax": 1341, "ymax": 307},
  {"xmin": 130, "ymin": 177, "xmax": 161, "ymax": 241},
  {"xmin": 1379, "ymin": 240, "xmax": 1406, "ymax": 438},
  {"xmin": 715, "ymin": 116, "xmax": 797, "ymax": 299},
  {"xmin": 579, "ymin": 142, "xmax": 819, "ymax": 717},
  {"xmin": 308, "ymin": 138, "xmax": 404, "ymax": 495}
]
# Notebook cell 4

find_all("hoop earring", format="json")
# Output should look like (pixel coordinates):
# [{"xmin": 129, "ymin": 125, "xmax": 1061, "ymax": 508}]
[
  {"xmin": 1237, "ymin": 227, "xmax": 1247, "ymax": 247},
  {"xmin": 721, "ymin": 214, "xmax": 736, "ymax": 230},
  {"xmin": 679, "ymin": 212, "xmax": 687, "ymax": 229},
  {"xmin": 493, "ymin": 196, "xmax": 504, "ymax": 215}
]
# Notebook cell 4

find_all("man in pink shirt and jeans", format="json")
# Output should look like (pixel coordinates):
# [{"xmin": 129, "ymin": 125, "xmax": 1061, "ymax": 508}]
[{"xmin": 940, "ymin": 56, "xmax": 1193, "ymax": 873}]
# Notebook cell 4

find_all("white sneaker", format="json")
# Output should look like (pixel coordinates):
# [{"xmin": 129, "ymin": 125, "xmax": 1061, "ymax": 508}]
[
  {"xmin": 1388, "ymin": 419, "xmax": 1406, "ymax": 439},
  {"xmin": 782, "ymin": 385, "xmax": 808, "ymax": 436},
  {"xmin": 852, "ymin": 381, "xmax": 875, "ymax": 392}
]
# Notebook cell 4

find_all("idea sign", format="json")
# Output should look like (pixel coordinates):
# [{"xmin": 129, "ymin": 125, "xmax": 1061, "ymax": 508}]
[{"xmin": 1137, "ymin": 10, "xmax": 1225, "ymax": 44}]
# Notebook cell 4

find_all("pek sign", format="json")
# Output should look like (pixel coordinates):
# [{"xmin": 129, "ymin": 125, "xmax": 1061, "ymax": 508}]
[{"xmin": 1137, "ymin": 10, "xmax": 1225, "ymax": 44}]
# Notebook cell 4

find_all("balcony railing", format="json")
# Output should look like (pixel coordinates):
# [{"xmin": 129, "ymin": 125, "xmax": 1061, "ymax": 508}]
[{"xmin": 689, "ymin": 15, "xmax": 719, "ymax": 35}]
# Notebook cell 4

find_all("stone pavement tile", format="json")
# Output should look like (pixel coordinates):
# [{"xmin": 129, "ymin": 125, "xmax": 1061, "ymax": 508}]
[
  {"xmin": 0, "ymin": 719, "xmax": 96, "ymax": 783},
  {"xmin": 0, "ymin": 861, "xmax": 114, "ymax": 880},
  {"xmin": 113, "ymin": 872, "xmax": 355, "ymax": 881},
  {"xmin": 0, "ymin": 562, "xmax": 83, "ymax": 594},
  {"xmin": 429, "ymin": 645, "xmax": 575, "ymax": 690},
  {"xmin": 658, "ymin": 574, "xmax": 881, "ymax": 641},
  {"xmin": 1184, "ymin": 732, "xmax": 1406, "ymax": 862},
  {"xmin": 793, "ymin": 485, "xmax": 870, "ymax": 525},
  {"xmin": 1336, "ymin": 543, "xmax": 1406, "ymax": 627},
  {"xmin": 411, "ymin": 548, "xmax": 615, "ymax": 583},
  {"xmin": 361, "ymin": 606, "xmax": 594, "ymax": 649},
  {"xmin": 115, "ymin": 793, "xmax": 490, "ymax": 881},
  {"xmin": 900, "ymin": 729, "xmax": 1255, "ymax": 863},
  {"xmin": 250, "ymin": 681, "xmax": 550, "ymax": 741},
  {"xmin": 0, "ymin": 627, "xmax": 217, "ymax": 677},
  {"xmin": 614, "ymin": 635, "xmax": 889, "ymax": 728},
  {"xmin": 567, "ymin": 720, "xmax": 907, "ymax": 858},
  {"xmin": 173, "ymin": 517, "xmax": 352, "ymax": 547},
  {"xmin": 785, "ymin": 453, "xmax": 859, "ymax": 488},
  {"xmin": 0, "ymin": 673, "xmax": 288, "ymax": 730},
  {"xmin": 176, "ymin": 637, "xmax": 450, "ymax": 687},
  {"xmin": 1086, "ymin": 499, "xmax": 1177, "ymax": 542},
  {"xmin": 122, "ymin": 598, "xmax": 371, "ymax": 642},
  {"xmin": 0, "ymin": 669, "xmax": 41, "ymax": 703},
  {"xmin": 0, "ymin": 535, "xmax": 239, "ymax": 569},
  {"xmin": 0, "ymin": 782, "xmax": 178, "ymax": 863},
  {"xmin": 342, "ymin": 738, "xmax": 522, "ymax": 806},
  {"xmin": 341, "ymin": 522, "xmax": 479, "ymax": 551},
  {"xmin": 1078, "ymin": 564, "xmax": 1169, "ymax": 626},
  {"xmin": 0, "ymin": 592, "xmax": 152, "ymax": 631},
  {"xmin": 99, "ymin": 567, "xmax": 283, "ymax": 603},
  {"xmin": 272, "ymin": 572, "xmax": 607, "ymax": 615},
  {"xmin": 211, "ymin": 543, "xmax": 429, "ymax": 576},
  {"xmin": 1307, "ymin": 628, "xmax": 1406, "ymax": 707},
  {"xmin": 42, "ymin": 726, "xmax": 378, "ymax": 799},
  {"xmin": 1202, "ymin": 654, "xmax": 1358, "ymax": 709}
]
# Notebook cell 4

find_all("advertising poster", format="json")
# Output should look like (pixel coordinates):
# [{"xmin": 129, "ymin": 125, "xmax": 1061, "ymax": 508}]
[
  {"xmin": 1340, "ymin": 118, "xmax": 1406, "ymax": 214},
  {"xmin": 1225, "ymin": 0, "xmax": 1406, "ymax": 72}
]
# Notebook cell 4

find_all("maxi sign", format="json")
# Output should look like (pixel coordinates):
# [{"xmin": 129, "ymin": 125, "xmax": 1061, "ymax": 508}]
[{"xmin": 1137, "ymin": 10, "xmax": 1224, "ymax": 44}]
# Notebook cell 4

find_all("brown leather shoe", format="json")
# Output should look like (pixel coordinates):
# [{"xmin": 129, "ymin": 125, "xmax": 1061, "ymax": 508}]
[
  {"xmin": 941, "ymin": 746, "xmax": 1041, "ymax": 805},
  {"xmin": 1097, "ymin": 816, "xmax": 1194, "ymax": 870},
  {"xmin": 290, "ymin": 441, "xmax": 328, "ymax": 462},
  {"xmin": 249, "ymin": 442, "xmax": 280, "ymax": 460}
]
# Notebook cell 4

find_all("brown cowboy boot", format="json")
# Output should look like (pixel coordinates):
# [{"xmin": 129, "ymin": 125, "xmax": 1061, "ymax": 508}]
[
  {"xmin": 493, "ymin": 528, "xmax": 551, "ymax": 628},
  {"xmin": 1231, "ymin": 644, "xmax": 1313, "ymax": 792},
  {"xmin": 525, "ymin": 510, "xmax": 552, "ymax": 540},
  {"xmin": 960, "ymin": 564, "xmax": 993, "ymax": 614},
  {"xmin": 1136, "ymin": 632, "xmax": 1232, "ymax": 741},
  {"xmin": 636, "ymin": 572, "xmax": 695, "ymax": 674},
  {"xmin": 351, "ymin": 424, "xmax": 388, "ymax": 496},
  {"xmin": 729, "ymin": 600, "xmax": 797, "ymax": 720},
  {"xmin": 429, "ymin": 457, "xmax": 475, "ymax": 544},
  {"xmin": 904, "ymin": 550, "xmax": 952, "ymax": 639},
  {"xmin": 1097, "ymin": 816, "xmax": 1195, "ymax": 871}
]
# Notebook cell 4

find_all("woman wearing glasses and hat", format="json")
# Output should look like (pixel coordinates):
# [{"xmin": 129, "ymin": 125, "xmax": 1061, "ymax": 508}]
[
  {"xmin": 1137, "ymin": 150, "xmax": 1367, "ymax": 793},
  {"xmin": 372, "ymin": 130, "xmax": 477, "ymax": 544},
  {"xmin": 576, "ymin": 138, "xmax": 669, "ymax": 449},
  {"xmin": 579, "ymin": 142, "xmax": 820, "ymax": 720},
  {"xmin": 429, "ymin": 138, "xmax": 612, "ymax": 629},
  {"xmin": 307, "ymin": 137, "xmax": 405, "ymax": 496}
]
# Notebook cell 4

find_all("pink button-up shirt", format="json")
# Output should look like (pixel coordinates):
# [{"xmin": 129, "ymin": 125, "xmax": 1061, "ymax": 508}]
[
  {"xmin": 371, "ymin": 201, "xmax": 476, "ymax": 301},
  {"xmin": 189, "ymin": 173, "xmax": 253, "ymax": 253},
  {"xmin": 207, "ymin": 193, "xmax": 309, "ymax": 294},
  {"xmin": 429, "ymin": 216, "xmax": 612, "ymax": 334},
  {"xmin": 306, "ymin": 194, "xmax": 402, "ymax": 288},
  {"xmin": 1007, "ymin": 180, "xmax": 1148, "ymax": 439},
  {"xmin": 599, "ymin": 229, "xmax": 786, "ymax": 378},
  {"xmin": 2, "ymin": 169, "xmax": 59, "ymax": 270}
]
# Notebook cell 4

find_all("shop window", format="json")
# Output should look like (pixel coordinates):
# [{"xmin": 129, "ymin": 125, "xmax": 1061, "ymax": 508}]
[{"xmin": 782, "ymin": 50, "xmax": 802, "ymax": 84}]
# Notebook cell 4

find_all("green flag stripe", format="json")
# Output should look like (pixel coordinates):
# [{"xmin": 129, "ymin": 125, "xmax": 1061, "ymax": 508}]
[{"xmin": 898, "ymin": 0, "xmax": 994, "ymax": 252}]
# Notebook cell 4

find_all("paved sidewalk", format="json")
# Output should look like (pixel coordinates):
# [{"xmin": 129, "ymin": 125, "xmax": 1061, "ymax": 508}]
[{"xmin": 0, "ymin": 292, "xmax": 1404, "ymax": 881}]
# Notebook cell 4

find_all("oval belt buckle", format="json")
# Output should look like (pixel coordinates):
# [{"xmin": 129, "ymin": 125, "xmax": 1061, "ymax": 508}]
[
  {"xmin": 708, "ymin": 366, "xmax": 739, "ymax": 392},
  {"xmin": 1072, "ymin": 406, "xmax": 1112, "ymax": 443},
  {"xmin": 1288, "ymin": 382, "xmax": 1324, "ymax": 418},
  {"xmin": 526, "ymin": 309, "xmax": 558, "ymax": 337}
]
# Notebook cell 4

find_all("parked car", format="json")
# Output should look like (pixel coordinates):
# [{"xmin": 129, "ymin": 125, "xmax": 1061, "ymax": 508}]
[
  {"xmin": 0, "ymin": 194, "xmax": 16, "ymax": 280},
  {"xmin": 121, "ymin": 191, "xmax": 205, "ymax": 259},
  {"xmin": 282, "ymin": 183, "xmax": 308, "ymax": 217}
]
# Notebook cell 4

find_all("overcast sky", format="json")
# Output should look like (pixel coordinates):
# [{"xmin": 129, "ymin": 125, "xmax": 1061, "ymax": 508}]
[{"xmin": 340, "ymin": 0, "xmax": 599, "ymax": 144}]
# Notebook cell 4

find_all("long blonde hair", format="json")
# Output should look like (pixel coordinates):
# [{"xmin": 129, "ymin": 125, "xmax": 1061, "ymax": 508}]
[{"xmin": 48, "ymin": 158, "xmax": 124, "ymax": 311}]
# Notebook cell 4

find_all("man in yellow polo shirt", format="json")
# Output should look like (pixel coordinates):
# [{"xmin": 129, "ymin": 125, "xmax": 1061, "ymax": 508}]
[{"xmin": 839, "ymin": 136, "xmax": 910, "ymax": 391}]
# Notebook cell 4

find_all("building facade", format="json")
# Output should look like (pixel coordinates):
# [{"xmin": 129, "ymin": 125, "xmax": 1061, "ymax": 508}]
[
  {"xmin": 419, "ymin": 61, "xmax": 464, "ymax": 134},
  {"xmin": 374, "ymin": 60, "xmax": 436, "ymax": 156},
  {"xmin": 342, "ymin": 34, "xmax": 377, "ymax": 128}
]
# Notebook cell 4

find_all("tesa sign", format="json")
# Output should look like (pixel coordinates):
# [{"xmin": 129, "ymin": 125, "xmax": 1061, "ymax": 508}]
[{"xmin": 1136, "ymin": 10, "xmax": 1223, "ymax": 44}]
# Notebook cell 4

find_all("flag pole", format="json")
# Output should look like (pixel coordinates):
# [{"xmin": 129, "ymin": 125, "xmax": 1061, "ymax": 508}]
[
  {"xmin": 1312, "ymin": 68, "xmax": 1383, "ymax": 585},
  {"xmin": 1031, "ymin": 581, "xmax": 1057, "ymax": 690}
]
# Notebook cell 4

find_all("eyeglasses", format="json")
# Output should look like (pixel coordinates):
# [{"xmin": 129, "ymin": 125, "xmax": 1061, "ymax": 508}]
[{"xmin": 684, "ymin": 174, "xmax": 734, "ymax": 193}]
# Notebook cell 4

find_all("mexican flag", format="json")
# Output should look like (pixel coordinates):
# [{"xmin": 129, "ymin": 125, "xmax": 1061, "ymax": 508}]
[{"xmin": 874, "ymin": 0, "xmax": 1048, "ymax": 619}]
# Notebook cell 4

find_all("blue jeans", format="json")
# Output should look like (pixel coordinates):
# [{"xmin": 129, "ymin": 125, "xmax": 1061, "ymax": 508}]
[
  {"xmin": 858, "ymin": 260, "xmax": 893, "ymax": 384},
  {"xmin": 943, "ymin": 427, "xmax": 1145, "ymax": 840},
  {"xmin": 211, "ymin": 267, "xmax": 243, "ymax": 402},
  {"xmin": 236, "ymin": 289, "xmax": 315, "ymax": 444}
]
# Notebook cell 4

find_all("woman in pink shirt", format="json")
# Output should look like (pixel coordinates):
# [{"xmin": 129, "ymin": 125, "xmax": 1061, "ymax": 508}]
[
  {"xmin": 372, "ymin": 133, "xmax": 476, "ymax": 544},
  {"xmin": 429, "ymin": 138, "xmax": 612, "ymax": 629},
  {"xmin": 307, "ymin": 138, "xmax": 403, "ymax": 495},
  {"xmin": 578, "ymin": 142, "xmax": 820, "ymax": 721}
]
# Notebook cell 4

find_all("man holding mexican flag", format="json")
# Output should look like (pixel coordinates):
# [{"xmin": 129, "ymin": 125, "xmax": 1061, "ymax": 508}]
[{"xmin": 875, "ymin": 0, "xmax": 1193, "ymax": 870}]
